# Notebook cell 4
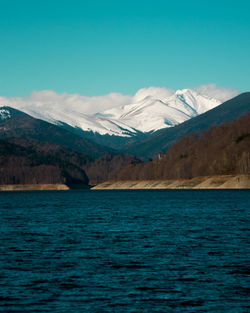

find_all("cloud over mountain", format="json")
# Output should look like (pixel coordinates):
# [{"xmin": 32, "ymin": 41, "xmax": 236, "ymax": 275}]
[
  {"xmin": 194, "ymin": 84, "xmax": 240, "ymax": 103},
  {"xmin": 133, "ymin": 87, "xmax": 175, "ymax": 102},
  {"xmin": 0, "ymin": 91, "xmax": 133, "ymax": 116},
  {"xmin": 0, "ymin": 84, "xmax": 240, "ymax": 116}
]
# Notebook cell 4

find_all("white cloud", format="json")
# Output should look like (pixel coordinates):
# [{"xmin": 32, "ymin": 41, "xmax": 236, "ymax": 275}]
[
  {"xmin": 194, "ymin": 84, "xmax": 241, "ymax": 102},
  {"xmin": 0, "ymin": 84, "xmax": 241, "ymax": 120},
  {"xmin": 133, "ymin": 87, "xmax": 175, "ymax": 102},
  {"xmin": 0, "ymin": 90, "xmax": 133, "ymax": 115}
]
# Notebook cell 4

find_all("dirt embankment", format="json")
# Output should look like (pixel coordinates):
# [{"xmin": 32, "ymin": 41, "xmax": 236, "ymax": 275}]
[
  {"xmin": 92, "ymin": 175, "xmax": 250, "ymax": 190},
  {"xmin": 0, "ymin": 184, "xmax": 70, "ymax": 191}
]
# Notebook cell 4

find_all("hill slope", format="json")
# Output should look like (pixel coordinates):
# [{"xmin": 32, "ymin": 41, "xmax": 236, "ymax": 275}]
[
  {"xmin": 0, "ymin": 137, "xmax": 139, "ymax": 186},
  {"xmin": 0, "ymin": 139, "xmax": 89, "ymax": 186},
  {"xmin": 0, "ymin": 106, "xmax": 113, "ymax": 158},
  {"xmin": 0, "ymin": 108, "xmax": 139, "ymax": 185},
  {"xmin": 125, "ymin": 92, "xmax": 250, "ymax": 158},
  {"xmin": 112, "ymin": 113, "xmax": 250, "ymax": 181}
]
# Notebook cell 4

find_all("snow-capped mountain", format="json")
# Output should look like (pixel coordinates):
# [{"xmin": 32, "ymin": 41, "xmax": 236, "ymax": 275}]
[
  {"xmin": 105, "ymin": 89, "xmax": 221, "ymax": 133},
  {"xmin": 0, "ymin": 87, "xmax": 234, "ymax": 136},
  {"xmin": 28, "ymin": 108, "xmax": 138, "ymax": 137}
]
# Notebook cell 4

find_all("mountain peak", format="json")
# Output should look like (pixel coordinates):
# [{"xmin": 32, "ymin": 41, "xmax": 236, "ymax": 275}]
[
  {"xmin": 175, "ymin": 88, "xmax": 198, "ymax": 96},
  {"xmin": 0, "ymin": 87, "xmax": 237, "ymax": 137},
  {"xmin": 133, "ymin": 87, "xmax": 175, "ymax": 102}
]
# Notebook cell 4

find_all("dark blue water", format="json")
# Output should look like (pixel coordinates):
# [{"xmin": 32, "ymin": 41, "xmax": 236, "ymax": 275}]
[{"xmin": 0, "ymin": 190, "xmax": 249, "ymax": 312}]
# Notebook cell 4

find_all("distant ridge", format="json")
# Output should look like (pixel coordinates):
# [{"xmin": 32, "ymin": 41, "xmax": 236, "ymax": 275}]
[
  {"xmin": 0, "ymin": 88, "xmax": 224, "ymax": 137},
  {"xmin": 110, "ymin": 112, "xmax": 250, "ymax": 182},
  {"xmin": 0, "ymin": 106, "xmax": 113, "ymax": 158},
  {"xmin": 0, "ymin": 107, "xmax": 139, "ymax": 185},
  {"xmin": 124, "ymin": 92, "xmax": 250, "ymax": 158}
]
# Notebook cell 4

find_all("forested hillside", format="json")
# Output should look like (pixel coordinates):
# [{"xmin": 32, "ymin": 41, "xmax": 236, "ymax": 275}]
[
  {"xmin": 112, "ymin": 113, "xmax": 250, "ymax": 180},
  {"xmin": 0, "ymin": 137, "xmax": 139, "ymax": 186},
  {"xmin": 125, "ymin": 92, "xmax": 250, "ymax": 158},
  {"xmin": 0, "ymin": 139, "xmax": 89, "ymax": 186},
  {"xmin": 0, "ymin": 106, "xmax": 113, "ymax": 158}
]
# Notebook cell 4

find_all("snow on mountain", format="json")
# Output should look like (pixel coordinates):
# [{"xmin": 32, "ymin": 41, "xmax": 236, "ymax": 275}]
[
  {"xmin": 0, "ymin": 86, "xmax": 238, "ymax": 136},
  {"xmin": 105, "ymin": 88, "xmax": 221, "ymax": 132},
  {"xmin": 16, "ymin": 106, "xmax": 138, "ymax": 137},
  {"xmin": 0, "ymin": 108, "xmax": 11, "ymax": 120},
  {"xmin": 133, "ymin": 87, "xmax": 175, "ymax": 102}
]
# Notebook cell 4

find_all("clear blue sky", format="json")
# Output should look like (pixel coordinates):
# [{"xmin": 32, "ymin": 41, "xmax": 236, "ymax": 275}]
[{"xmin": 0, "ymin": 0, "xmax": 249, "ymax": 96}]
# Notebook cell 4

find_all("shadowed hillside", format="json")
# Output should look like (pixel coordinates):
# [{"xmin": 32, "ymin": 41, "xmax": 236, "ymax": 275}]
[
  {"xmin": 0, "ymin": 137, "xmax": 139, "ymax": 186},
  {"xmin": 0, "ymin": 107, "xmax": 140, "ymax": 186},
  {"xmin": 84, "ymin": 153, "xmax": 141, "ymax": 185},
  {"xmin": 112, "ymin": 113, "xmax": 250, "ymax": 180},
  {"xmin": 124, "ymin": 92, "xmax": 250, "ymax": 158},
  {"xmin": 0, "ymin": 139, "xmax": 89, "ymax": 186},
  {"xmin": 0, "ymin": 106, "xmax": 113, "ymax": 158}
]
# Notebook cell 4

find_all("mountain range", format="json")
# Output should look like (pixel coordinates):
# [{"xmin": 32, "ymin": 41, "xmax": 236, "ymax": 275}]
[
  {"xmin": 0, "ymin": 89, "xmax": 249, "ymax": 188},
  {"xmin": 125, "ymin": 92, "xmax": 250, "ymax": 158},
  {"xmin": 0, "ymin": 107, "xmax": 139, "ymax": 185},
  {"xmin": 0, "ymin": 88, "xmax": 225, "ymax": 138},
  {"xmin": 0, "ymin": 107, "xmax": 112, "ymax": 158},
  {"xmin": 112, "ymin": 112, "xmax": 250, "ymax": 181}
]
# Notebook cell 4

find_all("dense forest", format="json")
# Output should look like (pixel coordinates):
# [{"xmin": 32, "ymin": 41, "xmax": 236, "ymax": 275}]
[
  {"xmin": 1, "ymin": 106, "xmax": 250, "ymax": 187},
  {"xmin": 0, "ymin": 107, "xmax": 139, "ymax": 186},
  {"xmin": 84, "ymin": 153, "xmax": 140, "ymax": 184},
  {"xmin": 0, "ymin": 139, "xmax": 89, "ymax": 185},
  {"xmin": 111, "ymin": 113, "xmax": 250, "ymax": 180},
  {"xmin": 0, "ymin": 138, "xmax": 139, "ymax": 186}
]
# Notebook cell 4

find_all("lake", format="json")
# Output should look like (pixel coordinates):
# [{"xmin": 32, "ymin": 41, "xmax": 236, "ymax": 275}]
[{"xmin": 0, "ymin": 190, "xmax": 249, "ymax": 312}]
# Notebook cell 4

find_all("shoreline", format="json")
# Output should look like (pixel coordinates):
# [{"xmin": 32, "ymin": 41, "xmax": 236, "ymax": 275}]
[
  {"xmin": 92, "ymin": 175, "xmax": 250, "ymax": 190},
  {"xmin": 0, "ymin": 184, "xmax": 70, "ymax": 191},
  {"xmin": 1, "ymin": 175, "xmax": 249, "ymax": 191}
]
